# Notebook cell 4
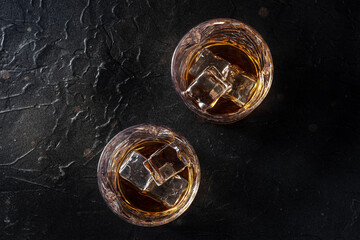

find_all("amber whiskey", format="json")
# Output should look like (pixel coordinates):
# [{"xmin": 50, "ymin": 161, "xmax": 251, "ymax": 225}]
[{"xmin": 114, "ymin": 140, "xmax": 194, "ymax": 213}]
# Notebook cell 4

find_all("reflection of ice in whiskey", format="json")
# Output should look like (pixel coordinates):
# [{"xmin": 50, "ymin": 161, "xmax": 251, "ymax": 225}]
[
  {"xmin": 114, "ymin": 140, "xmax": 195, "ymax": 213},
  {"xmin": 184, "ymin": 43, "xmax": 259, "ymax": 115}
]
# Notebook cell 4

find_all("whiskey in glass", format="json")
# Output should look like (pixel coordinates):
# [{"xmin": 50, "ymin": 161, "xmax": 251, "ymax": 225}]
[
  {"xmin": 172, "ymin": 18, "xmax": 273, "ymax": 123},
  {"xmin": 97, "ymin": 124, "xmax": 200, "ymax": 226}
]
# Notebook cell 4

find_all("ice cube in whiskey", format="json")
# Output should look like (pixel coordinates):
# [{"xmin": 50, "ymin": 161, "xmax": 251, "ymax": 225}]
[
  {"xmin": 119, "ymin": 151, "xmax": 153, "ymax": 191},
  {"xmin": 145, "ymin": 144, "xmax": 189, "ymax": 185},
  {"xmin": 225, "ymin": 65, "xmax": 257, "ymax": 107},
  {"xmin": 184, "ymin": 66, "xmax": 231, "ymax": 110}
]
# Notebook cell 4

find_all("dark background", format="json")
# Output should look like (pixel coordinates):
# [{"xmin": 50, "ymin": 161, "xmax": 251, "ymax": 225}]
[{"xmin": 0, "ymin": 0, "xmax": 359, "ymax": 239}]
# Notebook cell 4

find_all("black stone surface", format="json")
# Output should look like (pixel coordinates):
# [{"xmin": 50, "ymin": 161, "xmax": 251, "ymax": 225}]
[{"xmin": 0, "ymin": 0, "xmax": 359, "ymax": 239}]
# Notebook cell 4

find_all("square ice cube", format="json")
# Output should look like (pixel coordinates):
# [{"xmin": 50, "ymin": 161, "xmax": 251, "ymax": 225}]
[
  {"xmin": 225, "ymin": 65, "xmax": 257, "ymax": 107},
  {"xmin": 146, "ymin": 175, "xmax": 188, "ymax": 207},
  {"xmin": 144, "ymin": 144, "xmax": 189, "ymax": 186},
  {"xmin": 184, "ymin": 66, "xmax": 231, "ymax": 110},
  {"xmin": 189, "ymin": 48, "xmax": 230, "ymax": 77},
  {"xmin": 119, "ymin": 151, "xmax": 153, "ymax": 191}
]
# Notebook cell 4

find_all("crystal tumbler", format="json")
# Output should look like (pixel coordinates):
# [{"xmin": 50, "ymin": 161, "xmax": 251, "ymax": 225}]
[
  {"xmin": 97, "ymin": 124, "xmax": 200, "ymax": 226},
  {"xmin": 172, "ymin": 18, "xmax": 273, "ymax": 123}
]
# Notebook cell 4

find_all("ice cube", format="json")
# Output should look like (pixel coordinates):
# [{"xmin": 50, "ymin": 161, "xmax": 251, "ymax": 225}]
[
  {"xmin": 147, "ymin": 175, "xmax": 188, "ymax": 207},
  {"xmin": 184, "ymin": 66, "xmax": 231, "ymax": 110},
  {"xmin": 225, "ymin": 65, "xmax": 257, "ymax": 107},
  {"xmin": 189, "ymin": 48, "xmax": 230, "ymax": 77},
  {"xmin": 119, "ymin": 151, "xmax": 153, "ymax": 191},
  {"xmin": 144, "ymin": 144, "xmax": 189, "ymax": 186}
]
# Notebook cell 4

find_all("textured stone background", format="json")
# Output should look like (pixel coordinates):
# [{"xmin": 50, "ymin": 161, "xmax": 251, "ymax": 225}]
[{"xmin": 0, "ymin": 0, "xmax": 359, "ymax": 239}]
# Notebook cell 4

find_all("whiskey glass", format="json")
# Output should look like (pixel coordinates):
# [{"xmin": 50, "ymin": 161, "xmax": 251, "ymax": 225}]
[
  {"xmin": 171, "ymin": 18, "xmax": 273, "ymax": 123},
  {"xmin": 97, "ymin": 124, "xmax": 200, "ymax": 226}
]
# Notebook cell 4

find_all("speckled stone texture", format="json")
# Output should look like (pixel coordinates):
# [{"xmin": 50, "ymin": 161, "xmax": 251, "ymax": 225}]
[{"xmin": 0, "ymin": 0, "xmax": 359, "ymax": 239}]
